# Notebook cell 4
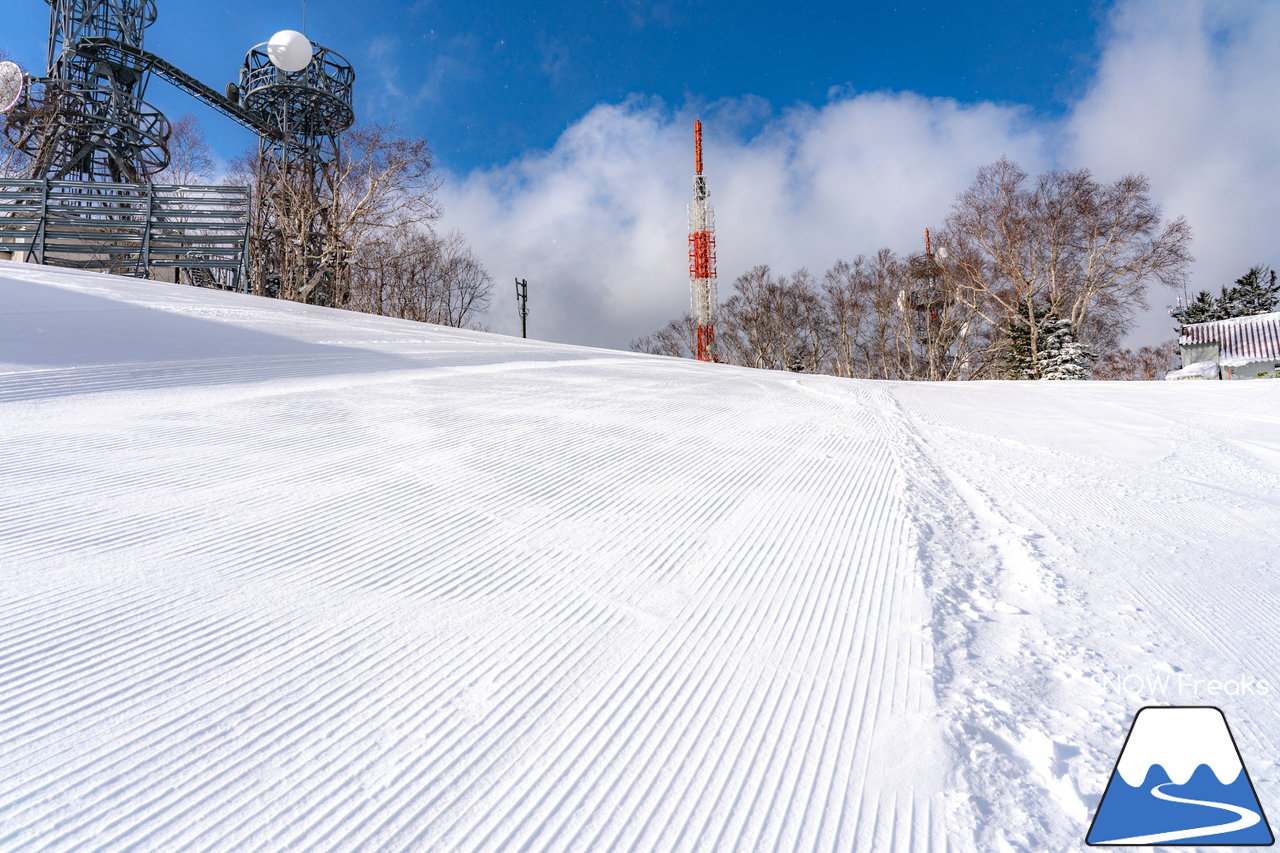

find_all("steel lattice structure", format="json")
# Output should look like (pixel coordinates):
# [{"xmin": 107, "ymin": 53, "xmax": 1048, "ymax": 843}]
[
  {"xmin": 4, "ymin": 2, "xmax": 356, "ymax": 182},
  {"xmin": 4, "ymin": 0, "xmax": 172, "ymax": 182},
  {"xmin": 1, "ymin": 1, "xmax": 357, "ymax": 298},
  {"xmin": 240, "ymin": 43, "xmax": 354, "ymax": 165},
  {"xmin": 238, "ymin": 40, "xmax": 356, "ymax": 303},
  {"xmin": 688, "ymin": 120, "xmax": 717, "ymax": 362}
]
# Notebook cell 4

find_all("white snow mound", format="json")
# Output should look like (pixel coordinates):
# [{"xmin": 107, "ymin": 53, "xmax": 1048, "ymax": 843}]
[{"xmin": 1166, "ymin": 360, "xmax": 1219, "ymax": 380}]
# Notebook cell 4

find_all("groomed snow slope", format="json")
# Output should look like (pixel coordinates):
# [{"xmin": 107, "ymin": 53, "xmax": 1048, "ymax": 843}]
[{"xmin": 1, "ymin": 261, "xmax": 1278, "ymax": 852}]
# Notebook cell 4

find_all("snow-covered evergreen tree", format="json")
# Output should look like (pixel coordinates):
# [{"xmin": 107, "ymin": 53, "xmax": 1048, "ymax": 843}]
[
  {"xmin": 1004, "ymin": 310, "xmax": 1095, "ymax": 380},
  {"xmin": 1039, "ymin": 315, "xmax": 1096, "ymax": 380},
  {"xmin": 1172, "ymin": 265, "xmax": 1280, "ymax": 325},
  {"xmin": 1171, "ymin": 290, "xmax": 1223, "ymax": 324},
  {"xmin": 1219, "ymin": 266, "xmax": 1279, "ymax": 317},
  {"xmin": 1002, "ymin": 314, "xmax": 1042, "ymax": 379}
]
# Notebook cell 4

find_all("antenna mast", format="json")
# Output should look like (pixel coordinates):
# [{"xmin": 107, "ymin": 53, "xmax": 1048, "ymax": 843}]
[{"xmin": 688, "ymin": 119, "xmax": 717, "ymax": 362}]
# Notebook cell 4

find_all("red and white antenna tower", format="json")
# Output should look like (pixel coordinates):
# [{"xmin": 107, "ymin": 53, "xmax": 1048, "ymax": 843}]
[{"xmin": 688, "ymin": 119, "xmax": 717, "ymax": 362}]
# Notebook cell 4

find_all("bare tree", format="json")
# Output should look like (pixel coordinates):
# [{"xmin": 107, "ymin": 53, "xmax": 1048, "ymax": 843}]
[
  {"xmin": 0, "ymin": 50, "xmax": 33, "ymax": 179},
  {"xmin": 821, "ymin": 257, "xmax": 871, "ymax": 377},
  {"xmin": 941, "ymin": 158, "xmax": 1192, "ymax": 371},
  {"xmin": 427, "ymin": 231, "xmax": 493, "ymax": 326},
  {"xmin": 0, "ymin": 138, "xmax": 28, "ymax": 179},
  {"xmin": 715, "ymin": 265, "xmax": 829, "ymax": 371},
  {"xmin": 157, "ymin": 113, "xmax": 214, "ymax": 185},
  {"xmin": 632, "ymin": 312, "xmax": 697, "ymax": 358},
  {"xmin": 1092, "ymin": 339, "xmax": 1179, "ymax": 380},
  {"xmin": 818, "ymin": 249, "xmax": 989, "ymax": 380},
  {"xmin": 715, "ymin": 264, "xmax": 775, "ymax": 368},
  {"xmin": 859, "ymin": 249, "xmax": 915, "ymax": 379},
  {"xmin": 231, "ymin": 121, "xmax": 441, "ymax": 307},
  {"xmin": 348, "ymin": 224, "xmax": 492, "ymax": 329},
  {"xmin": 636, "ymin": 251, "xmax": 984, "ymax": 379},
  {"xmin": 330, "ymin": 124, "xmax": 441, "ymax": 249}
]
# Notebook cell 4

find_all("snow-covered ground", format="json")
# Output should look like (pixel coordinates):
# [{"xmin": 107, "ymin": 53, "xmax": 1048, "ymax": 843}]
[{"xmin": 1, "ymin": 260, "xmax": 1277, "ymax": 852}]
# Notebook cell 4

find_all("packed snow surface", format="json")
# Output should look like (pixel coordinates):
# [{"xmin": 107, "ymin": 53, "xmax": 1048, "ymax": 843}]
[{"xmin": 1, "ymin": 261, "xmax": 1278, "ymax": 852}]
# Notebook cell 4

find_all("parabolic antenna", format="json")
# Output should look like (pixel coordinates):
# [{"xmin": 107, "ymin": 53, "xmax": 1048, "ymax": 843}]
[
  {"xmin": 0, "ymin": 61, "xmax": 25, "ymax": 113},
  {"xmin": 267, "ymin": 30, "xmax": 313, "ymax": 73}
]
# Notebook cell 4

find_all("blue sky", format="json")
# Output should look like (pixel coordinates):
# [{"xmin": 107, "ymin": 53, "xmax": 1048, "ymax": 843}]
[
  {"xmin": 5, "ymin": 1, "xmax": 1105, "ymax": 173},
  {"xmin": 5, "ymin": 1, "xmax": 1280, "ymax": 351},
  {"xmin": 354, "ymin": 0, "xmax": 1106, "ymax": 172}
]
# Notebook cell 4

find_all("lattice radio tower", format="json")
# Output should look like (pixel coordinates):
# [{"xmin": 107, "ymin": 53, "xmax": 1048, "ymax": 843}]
[
  {"xmin": 688, "ymin": 119, "xmax": 717, "ymax": 362},
  {"xmin": 5, "ymin": 3, "xmax": 354, "ymax": 184},
  {"xmin": 5, "ymin": 0, "xmax": 172, "ymax": 182},
  {"xmin": 2, "ymin": 3, "xmax": 355, "ymax": 301},
  {"xmin": 237, "ymin": 35, "xmax": 355, "ymax": 303}
]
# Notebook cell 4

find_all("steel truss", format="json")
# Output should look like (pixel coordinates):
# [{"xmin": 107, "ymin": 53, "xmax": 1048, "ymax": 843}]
[{"xmin": 1, "ymin": 1, "xmax": 358, "ymax": 297}]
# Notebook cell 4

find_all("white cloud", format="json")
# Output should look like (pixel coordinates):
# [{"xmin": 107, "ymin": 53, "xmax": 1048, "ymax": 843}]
[
  {"xmin": 1065, "ymin": 0, "xmax": 1280, "ymax": 343},
  {"xmin": 441, "ymin": 0, "xmax": 1279, "ymax": 351},
  {"xmin": 442, "ymin": 94, "xmax": 1045, "ymax": 348}
]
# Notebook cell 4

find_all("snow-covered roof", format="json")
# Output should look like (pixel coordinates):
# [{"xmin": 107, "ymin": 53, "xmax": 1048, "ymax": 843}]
[{"xmin": 1179, "ymin": 310, "xmax": 1280, "ymax": 363}]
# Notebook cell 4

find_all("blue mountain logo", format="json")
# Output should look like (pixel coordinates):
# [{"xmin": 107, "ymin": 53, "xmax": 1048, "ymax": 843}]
[{"xmin": 1088, "ymin": 706, "xmax": 1274, "ymax": 846}]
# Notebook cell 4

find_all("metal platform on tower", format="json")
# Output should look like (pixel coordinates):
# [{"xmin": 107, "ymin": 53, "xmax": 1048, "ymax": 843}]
[{"xmin": 1, "ymin": 1, "xmax": 357, "ymax": 294}]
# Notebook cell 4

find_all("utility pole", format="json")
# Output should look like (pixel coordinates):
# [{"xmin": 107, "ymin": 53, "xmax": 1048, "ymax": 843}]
[{"xmin": 515, "ymin": 277, "xmax": 529, "ymax": 339}]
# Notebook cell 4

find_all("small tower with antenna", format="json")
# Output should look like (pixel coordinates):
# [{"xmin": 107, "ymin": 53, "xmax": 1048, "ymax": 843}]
[{"xmin": 688, "ymin": 119, "xmax": 717, "ymax": 362}]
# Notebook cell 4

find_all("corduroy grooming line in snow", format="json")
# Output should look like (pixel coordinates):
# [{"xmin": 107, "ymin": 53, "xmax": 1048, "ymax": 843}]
[{"xmin": 688, "ymin": 119, "xmax": 718, "ymax": 362}]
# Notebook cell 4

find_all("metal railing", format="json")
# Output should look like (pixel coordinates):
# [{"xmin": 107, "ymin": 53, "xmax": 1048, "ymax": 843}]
[{"xmin": 0, "ymin": 179, "xmax": 251, "ymax": 290}]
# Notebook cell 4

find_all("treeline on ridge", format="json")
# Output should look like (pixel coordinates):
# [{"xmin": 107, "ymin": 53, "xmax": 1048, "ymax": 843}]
[{"xmin": 635, "ymin": 158, "xmax": 1195, "ymax": 381}]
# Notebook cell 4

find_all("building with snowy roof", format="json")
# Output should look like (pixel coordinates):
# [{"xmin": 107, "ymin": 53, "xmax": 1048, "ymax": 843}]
[{"xmin": 1170, "ymin": 311, "xmax": 1280, "ymax": 380}]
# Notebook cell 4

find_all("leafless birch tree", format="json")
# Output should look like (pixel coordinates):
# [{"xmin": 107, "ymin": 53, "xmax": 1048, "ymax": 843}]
[
  {"xmin": 157, "ymin": 114, "xmax": 214, "ymax": 185},
  {"xmin": 348, "ymin": 225, "xmax": 493, "ymax": 328},
  {"xmin": 231, "ymin": 122, "xmax": 441, "ymax": 307},
  {"xmin": 940, "ymin": 158, "xmax": 1192, "ymax": 364}
]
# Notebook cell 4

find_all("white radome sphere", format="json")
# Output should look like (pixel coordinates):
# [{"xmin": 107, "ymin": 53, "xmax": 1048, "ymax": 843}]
[
  {"xmin": 267, "ymin": 30, "xmax": 313, "ymax": 73},
  {"xmin": 0, "ymin": 61, "xmax": 24, "ymax": 113}
]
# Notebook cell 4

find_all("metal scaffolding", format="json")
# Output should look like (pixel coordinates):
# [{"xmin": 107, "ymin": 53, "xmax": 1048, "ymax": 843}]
[{"xmin": 0, "ymin": 1, "xmax": 358, "ymax": 296}]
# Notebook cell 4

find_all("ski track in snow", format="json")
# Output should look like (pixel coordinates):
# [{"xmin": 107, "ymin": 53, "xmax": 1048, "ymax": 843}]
[
  {"xmin": 884, "ymin": 381, "xmax": 1280, "ymax": 851},
  {"xmin": 1, "ymin": 263, "xmax": 1278, "ymax": 852}
]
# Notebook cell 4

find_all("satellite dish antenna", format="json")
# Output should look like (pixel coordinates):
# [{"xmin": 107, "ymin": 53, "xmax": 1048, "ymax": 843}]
[
  {"xmin": 0, "ymin": 61, "xmax": 25, "ymax": 113},
  {"xmin": 936, "ymin": 246, "xmax": 948, "ymax": 259},
  {"xmin": 267, "ymin": 30, "xmax": 313, "ymax": 73}
]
